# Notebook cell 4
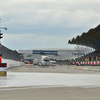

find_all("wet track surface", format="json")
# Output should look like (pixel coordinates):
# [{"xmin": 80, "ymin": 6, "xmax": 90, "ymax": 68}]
[
  {"xmin": 1, "ymin": 65, "xmax": 100, "ymax": 100},
  {"xmin": 0, "ymin": 68, "xmax": 100, "ymax": 89}
]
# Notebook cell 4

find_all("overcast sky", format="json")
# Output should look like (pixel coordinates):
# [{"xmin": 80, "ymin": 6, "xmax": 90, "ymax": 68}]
[{"xmin": 0, "ymin": 0, "xmax": 100, "ymax": 50}]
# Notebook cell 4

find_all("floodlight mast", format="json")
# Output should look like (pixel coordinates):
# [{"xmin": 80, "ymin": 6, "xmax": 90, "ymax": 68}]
[
  {"xmin": 0, "ymin": 27, "xmax": 7, "ymax": 40},
  {"xmin": 0, "ymin": 19, "xmax": 7, "ymax": 45},
  {"xmin": 0, "ymin": 19, "xmax": 7, "ymax": 30},
  {"xmin": 0, "ymin": 27, "xmax": 7, "ymax": 30}
]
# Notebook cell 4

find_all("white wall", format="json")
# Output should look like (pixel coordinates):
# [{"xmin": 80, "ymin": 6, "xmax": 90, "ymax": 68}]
[{"xmin": 2, "ymin": 59, "xmax": 25, "ymax": 68}]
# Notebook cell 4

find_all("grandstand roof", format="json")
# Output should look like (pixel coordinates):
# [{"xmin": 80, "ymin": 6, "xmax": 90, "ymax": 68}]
[{"xmin": 68, "ymin": 24, "xmax": 100, "ymax": 50}]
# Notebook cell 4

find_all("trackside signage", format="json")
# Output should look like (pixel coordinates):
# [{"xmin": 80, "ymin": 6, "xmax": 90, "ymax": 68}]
[{"xmin": 33, "ymin": 50, "xmax": 58, "ymax": 55}]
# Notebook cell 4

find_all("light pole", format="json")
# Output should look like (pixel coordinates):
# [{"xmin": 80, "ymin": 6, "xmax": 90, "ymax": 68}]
[
  {"xmin": 0, "ymin": 27, "xmax": 7, "ymax": 30},
  {"xmin": 0, "ymin": 19, "xmax": 7, "ymax": 45},
  {"xmin": 0, "ymin": 27, "xmax": 7, "ymax": 45}
]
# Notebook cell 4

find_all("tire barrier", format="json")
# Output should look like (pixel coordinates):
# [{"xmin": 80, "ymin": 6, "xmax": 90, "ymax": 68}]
[{"xmin": 72, "ymin": 61, "xmax": 100, "ymax": 66}]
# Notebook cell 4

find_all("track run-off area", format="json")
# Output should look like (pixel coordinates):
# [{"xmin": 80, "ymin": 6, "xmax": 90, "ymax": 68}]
[{"xmin": 0, "ymin": 65, "xmax": 100, "ymax": 100}]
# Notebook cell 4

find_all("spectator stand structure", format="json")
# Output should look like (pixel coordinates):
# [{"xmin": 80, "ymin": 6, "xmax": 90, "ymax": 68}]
[{"xmin": 68, "ymin": 24, "xmax": 100, "ymax": 66}]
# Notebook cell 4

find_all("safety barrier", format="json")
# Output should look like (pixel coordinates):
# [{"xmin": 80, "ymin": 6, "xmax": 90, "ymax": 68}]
[
  {"xmin": 2, "ymin": 59, "xmax": 25, "ymax": 68},
  {"xmin": 0, "ymin": 63, "xmax": 7, "ymax": 76},
  {"xmin": 72, "ymin": 61, "xmax": 100, "ymax": 66}
]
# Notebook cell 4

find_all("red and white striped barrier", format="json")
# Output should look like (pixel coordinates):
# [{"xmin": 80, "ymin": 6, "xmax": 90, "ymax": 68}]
[
  {"xmin": 94, "ymin": 61, "xmax": 96, "ymax": 65},
  {"xmin": 85, "ymin": 62, "xmax": 87, "ymax": 65},
  {"xmin": 81, "ymin": 62, "xmax": 82, "ymax": 64},
  {"xmin": 91, "ymin": 61, "xmax": 93, "ymax": 65},
  {"xmin": 73, "ymin": 61, "xmax": 100, "ymax": 66},
  {"xmin": 97, "ymin": 61, "xmax": 100, "ymax": 65},
  {"xmin": 0, "ymin": 63, "xmax": 7, "ymax": 76},
  {"xmin": 88, "ymin": 61, "xmax": 90, "ymax": 65}
]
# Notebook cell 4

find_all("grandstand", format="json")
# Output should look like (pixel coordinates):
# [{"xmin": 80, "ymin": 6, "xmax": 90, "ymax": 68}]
[
  {"xmin": 68, "ymin": 24, "xmax": 100, "ymax": 66},
  {"xmin": 68, "ymin": 24, "xmax": 100, "ymax": 49}
]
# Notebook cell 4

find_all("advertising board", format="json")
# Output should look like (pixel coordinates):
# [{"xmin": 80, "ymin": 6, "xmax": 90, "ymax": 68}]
[{"xmin": 33, "ymin": 50, "xmax": 58, "ymax": 55}]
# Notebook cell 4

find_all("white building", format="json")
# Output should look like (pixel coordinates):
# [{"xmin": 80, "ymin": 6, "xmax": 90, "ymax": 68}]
[{"xmin": 18, "ymin": 48, "xmax": 88, "ymax": 61}]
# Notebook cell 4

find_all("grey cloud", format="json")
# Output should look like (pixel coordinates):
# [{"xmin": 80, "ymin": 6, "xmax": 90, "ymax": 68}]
[{"xmin": 0, "ymin": 0, "xmax": 100, "ymax": 49}]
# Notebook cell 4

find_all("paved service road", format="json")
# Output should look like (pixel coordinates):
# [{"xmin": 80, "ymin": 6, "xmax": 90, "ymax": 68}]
[{"xmin": 0, "ymin": 65, "xmax": 100, "ymax": 100}]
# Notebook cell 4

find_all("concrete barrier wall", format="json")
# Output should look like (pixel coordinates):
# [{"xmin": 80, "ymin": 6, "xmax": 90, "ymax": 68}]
[{"xmin": 2, "ymin": 59, "xmax": 25, "ymax": 68}]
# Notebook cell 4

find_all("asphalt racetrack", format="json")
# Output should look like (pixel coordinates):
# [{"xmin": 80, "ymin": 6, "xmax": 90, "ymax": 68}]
[{"xmin": 0, "ymin": 65, "xmax": 100, "ymax": 100}]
